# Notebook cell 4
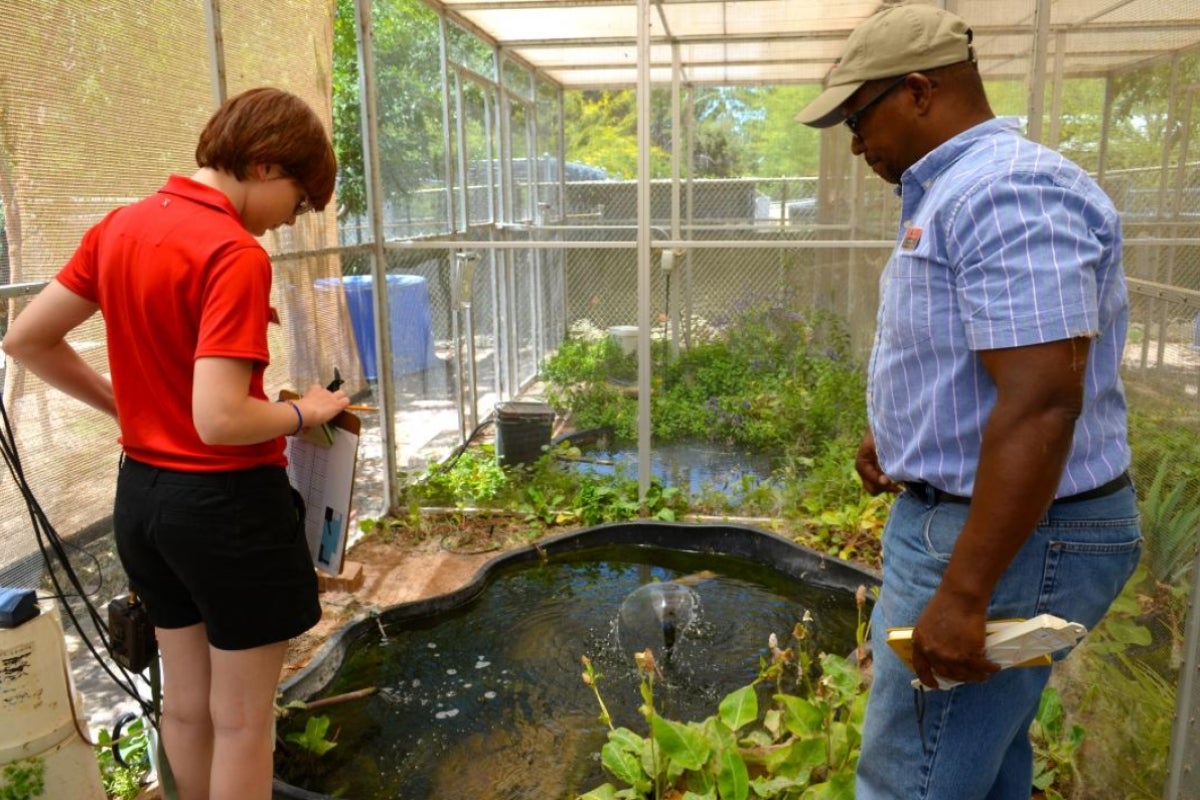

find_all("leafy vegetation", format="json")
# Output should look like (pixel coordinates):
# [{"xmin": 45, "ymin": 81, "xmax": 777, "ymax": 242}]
[
  {"xmin": 1137, "ymin": 460, "xmax": 1200, "ymax": 586},
  {"xmin": 95, "ymin": 718, "xmax": 151, "ymax": 800},
  {"xmin": 0, "ymin": 759, "xmax": 44, "ymax": 800},
  {"xmin": 575, "ymin": 585, "xmax": 1095, "ymax": 800},
  {"xmin": 538, "ymin": 297, "xmax": 883, "ymax": 559},
  {"xmin": 380, "ymin": 295, "xmax": 886, "ymax": 562},
  {"xmin": 333, "ymin": 0, "xmax": 445, "ymax": 217},
  {"xmin": 578, "ymin": 593, "xmax": 871, "ymax": 800},
  {"xmin": 285, "ymin": 716, "xmax": 340, "ymax": 758},
  {"xmin": 543, "ymin": 299, "xmax": 865, "ymax": 454},
  {"xmin": 1030, "ymin": 688, "xmax": 1085, "ymax": 800},
  {"xmin": 1052, "ymin": 567, "xmax": 1176, "ymax": 800},
  {"xmin": 399, "ymin": 442, "xmax": 688, "ymax": 535}
]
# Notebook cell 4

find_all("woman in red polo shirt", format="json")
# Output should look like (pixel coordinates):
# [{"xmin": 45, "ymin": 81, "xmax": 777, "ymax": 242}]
[{"xmin": 3, "ymin": 87, "xmax": 349, "ymax": 800}]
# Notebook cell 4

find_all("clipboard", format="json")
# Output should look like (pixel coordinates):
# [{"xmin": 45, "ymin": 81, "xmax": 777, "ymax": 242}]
[
  {"xmin": 886, "ymin": 618, "xmax": 1056, "ymax": 672},
  {"xmin": 278, "ymin": 391, "xmax": 361, "ymax": 577}
]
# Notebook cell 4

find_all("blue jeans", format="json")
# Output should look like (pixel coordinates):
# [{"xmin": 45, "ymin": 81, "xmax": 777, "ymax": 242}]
[{"xmin": 856, "ymin": 485, "xmax": 1141, "ymax": 799}]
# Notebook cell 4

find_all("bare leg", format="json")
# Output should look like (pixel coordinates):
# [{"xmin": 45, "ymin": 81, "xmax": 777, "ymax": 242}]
[
  {"xmin": 156, "ymin": 624, "xmax": 214, "ymax": 800},
  {"xmin": 208, "ymin": 640, "xmax": 289, "ymax": 800}
]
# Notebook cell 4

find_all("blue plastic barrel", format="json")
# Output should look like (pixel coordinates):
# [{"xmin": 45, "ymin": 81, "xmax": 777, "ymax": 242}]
[{"xmin": 315, "ymin": 274, "xmax": 437, "ymax": 381}]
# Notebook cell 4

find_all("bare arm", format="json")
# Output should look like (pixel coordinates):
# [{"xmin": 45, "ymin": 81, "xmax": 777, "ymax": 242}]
[
  {"xmin": 192, "ymin": 357, "xmax": 349, "ymax": 446},
  {"xmin": 1, "ymin": 280, "xmax": 116, "ymax": 417},
  {"xmin": 909, "ymin": 336, "xmax": 1090, "ymax": 688}
]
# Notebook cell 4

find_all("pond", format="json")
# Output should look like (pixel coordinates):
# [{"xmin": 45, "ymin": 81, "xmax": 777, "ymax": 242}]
[
  {"xmin": 569, "ymin": 439, "xmax": 777, "ymax": 498},
  {"xmin": 274, "ymin": 523, "xmax": 877, "ymax": 800}
]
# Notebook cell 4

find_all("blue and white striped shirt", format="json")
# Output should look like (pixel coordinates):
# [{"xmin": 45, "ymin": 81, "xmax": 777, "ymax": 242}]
[{"xmin": 868, "ymin": 117, "xmax": 1130, "ymax": 497}]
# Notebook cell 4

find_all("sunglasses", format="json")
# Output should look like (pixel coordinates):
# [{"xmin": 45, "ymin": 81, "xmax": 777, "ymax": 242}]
[{"xmin": 843, "ymin": 75, "xmax": 909, "ymax": 135}]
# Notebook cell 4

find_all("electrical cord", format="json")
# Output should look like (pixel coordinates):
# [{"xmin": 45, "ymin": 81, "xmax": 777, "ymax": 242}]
[
  {"xmin": 0, "ymin": 393, "xmax": 158, "ymax": 729},
  {"xmin": 428, "ymin": 416, "xmax": 497, "ymax": 476}
]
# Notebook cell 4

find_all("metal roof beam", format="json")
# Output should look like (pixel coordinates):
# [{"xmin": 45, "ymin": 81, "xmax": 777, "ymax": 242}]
[{"xmin": 495, "ymin": 20, "xmax": 1200, "ymax": 50}]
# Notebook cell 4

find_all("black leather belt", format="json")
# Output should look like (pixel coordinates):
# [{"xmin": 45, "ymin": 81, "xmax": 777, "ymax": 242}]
[{"xmin": 903, "ymin": 471, "xmax": 1131, "ymax": 506}]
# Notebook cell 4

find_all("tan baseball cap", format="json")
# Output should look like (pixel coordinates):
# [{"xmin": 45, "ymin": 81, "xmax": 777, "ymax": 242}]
[{"xmin": 795, "ymin": 4, "xmax": 974, "ymax": 128}]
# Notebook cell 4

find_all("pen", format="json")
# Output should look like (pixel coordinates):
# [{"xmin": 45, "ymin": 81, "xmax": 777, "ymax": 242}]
[{"xmin": 327, "ymin": 367, "xmax": 343, "ymax": 392}]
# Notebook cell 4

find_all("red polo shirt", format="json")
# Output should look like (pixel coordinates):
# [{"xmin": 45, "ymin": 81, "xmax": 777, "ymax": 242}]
[{"xmin": 56, "ymin": 175, "xmax": 286, "ymax": 471}]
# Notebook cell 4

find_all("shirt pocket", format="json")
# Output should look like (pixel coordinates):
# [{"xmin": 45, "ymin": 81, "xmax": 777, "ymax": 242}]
[{"xmin": 881, "ymin": 255, "xmax": 935, "ymax": 349}]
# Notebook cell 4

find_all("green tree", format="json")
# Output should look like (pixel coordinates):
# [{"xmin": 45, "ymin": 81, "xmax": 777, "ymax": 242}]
[
  {"xmin": 332, "ymin": 0, "xmax": 445, "ymax": 217},
  {"xmin": 567, "ymin": 85, "xmax": 823, "ymax": 180},
  {"xmin": 1108, "ymin": 53, "xmax": 1200, "ymax": 171},
  {"xmin": 742, "ymin": 85, "xmax": 822, "ymax": 177},
  {"xmin": 687, "ymin": 87, "xmax": 760, "ymax": 177},
  {"xmin": 565, "ymin": 90, "xmax": 669, "ymax": 180}
]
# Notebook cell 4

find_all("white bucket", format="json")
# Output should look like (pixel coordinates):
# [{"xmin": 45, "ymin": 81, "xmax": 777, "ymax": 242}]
[
  {"xmin": 0, "ymin": 603, "xmax": 106, "ymax": 798},
  {"xmin": 608, "ymin": 325, "xmax": 639, "ymax": 355}
]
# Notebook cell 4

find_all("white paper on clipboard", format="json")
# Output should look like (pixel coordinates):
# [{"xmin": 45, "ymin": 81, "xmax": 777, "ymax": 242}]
[{"xmin": 281, "ymin": 402, "xmax": 360, "ymax": 577}]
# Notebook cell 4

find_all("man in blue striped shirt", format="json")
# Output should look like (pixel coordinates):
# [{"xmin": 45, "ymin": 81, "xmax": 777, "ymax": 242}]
[{"xmin": 797, "ymin": 5, "xmax": 1141, "ymax": 799}]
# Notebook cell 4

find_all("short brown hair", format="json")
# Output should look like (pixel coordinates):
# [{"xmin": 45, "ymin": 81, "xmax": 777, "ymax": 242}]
[{"xmin": 195, "ymin": 87, "xmax": 337, "ymax": 211}]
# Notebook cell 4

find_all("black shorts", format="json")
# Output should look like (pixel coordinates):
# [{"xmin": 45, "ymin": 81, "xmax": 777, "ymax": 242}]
[{"xmin": 113, "ymin": 456, "xmax": 321, "ymax": 651}]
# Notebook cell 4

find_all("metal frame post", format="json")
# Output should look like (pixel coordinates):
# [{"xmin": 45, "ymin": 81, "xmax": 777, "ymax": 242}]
[
  {"xmin": 353, "ymin": 0, "xmax": 401, "ymax": 514},
  {"xmin": 635, "ymin": 0, "xmax": 651, "ymax": 500},
  {"xmin": 202, "ymin": 0, "xmax": 227, "ymax": 107}
]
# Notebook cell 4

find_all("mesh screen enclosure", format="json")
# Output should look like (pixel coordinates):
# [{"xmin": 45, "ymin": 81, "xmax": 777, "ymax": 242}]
[{"xmin": 2, "ymin": 0, "xmax": 1199, "ymax": 795}]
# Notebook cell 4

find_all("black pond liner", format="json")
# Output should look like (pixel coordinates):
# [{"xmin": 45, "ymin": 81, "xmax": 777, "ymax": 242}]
[{"xmin": 271, "ymin": 520, "xmax": 881, "ymax": 800}]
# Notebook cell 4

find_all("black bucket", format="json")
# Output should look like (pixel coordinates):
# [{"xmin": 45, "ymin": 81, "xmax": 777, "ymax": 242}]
[{"xmin": 494, "ymin": 401, "xmax": 555, "ymax": 466}]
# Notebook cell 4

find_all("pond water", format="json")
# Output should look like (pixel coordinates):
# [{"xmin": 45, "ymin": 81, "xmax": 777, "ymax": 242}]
[
  {"xmin": 275, "ymin": 542, "xmax": 863, "ymax": 799},
  {"xmin": 568, "ymin": 439, "xmax": 777, "ymax": 498}
]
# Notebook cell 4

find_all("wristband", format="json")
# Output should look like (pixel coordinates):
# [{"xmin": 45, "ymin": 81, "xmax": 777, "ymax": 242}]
[{"xmin": 285, "ymin": 400, "xmax": 304, "ymax": 435}]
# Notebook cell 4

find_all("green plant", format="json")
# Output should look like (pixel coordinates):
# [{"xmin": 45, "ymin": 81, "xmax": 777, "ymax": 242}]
[
  {"xmin": 285, "ymin": 715, "xmax": 339, "ymax": 757},
  {"xmin": 1137, "ymin": 459, "xmax": 1200, "ymax": 585},
  {"xmin": 405, "ymin": 446, "xmax": 513, "ymax": 507},
  {"xmin": 578, "ymin": 614, "xmax": 866, "ymax": 800},
  {"xmin": 534, "ymin": 297, "xmax": 880, "ymax": 560},
  {"xmin": 578, "ymin": 584, "xmax": 1088, "ymax": 800},
  {"xmin": 1048, "ymin": 567, "xmax": 1171, "ymax": 800},
  {"xmin": 1066, "ymin": 650, "xmax": 1173, "ymax": 800},
  {"xmin": 95, "ymin": 718, "xmax": 152, "ymax": 800},
  {"xmin": 385, "ymin": 295, "xmax": 885, "ymax": 562},
  {"xmin": 518, "ymin": 481, "xmax": 575, "ymax": 528},
  {"xmin": 402, "ymin": 442, "xmax": 690, "ymax": 533},
  {"xmin": 0, "ymin": 758, "xmax": 45, "ymax": 800},
  {"xmin": 793, "ymin": 491, "xmax": 890, "ymax": 562},
  {"xmin": 1128, "ymin": 405, "xmax": 1200, "ymax": 492},
  {"xmin": 541, "ymin": 298, "xmax": 867, "ymax": 458},
  {"xmin": 1029, "ymin": 687, "xmax": 1085, "ymax": 800}
]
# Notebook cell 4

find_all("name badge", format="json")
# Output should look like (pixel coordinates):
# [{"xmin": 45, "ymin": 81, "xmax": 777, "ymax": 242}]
[{"xmin": 901, "ymin": 226, "xmax": 923, "ymax": 251}]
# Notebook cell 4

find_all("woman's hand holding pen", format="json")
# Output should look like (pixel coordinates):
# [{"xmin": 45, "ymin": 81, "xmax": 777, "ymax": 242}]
[{"xmin": 294, "ymin": 383, "xmax": 350, "ymax": 429}]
